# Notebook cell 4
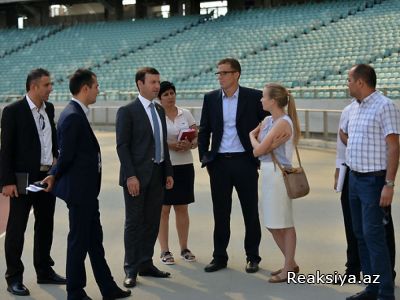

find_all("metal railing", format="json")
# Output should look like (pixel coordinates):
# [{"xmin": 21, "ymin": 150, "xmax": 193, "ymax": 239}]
[
  {"xmin": 51, "ymin": 106, "xmax": 343, "ymax": 140},
  {"xmin": 1, "ymin": 85, "xmax": 399, "ymax": 103}
]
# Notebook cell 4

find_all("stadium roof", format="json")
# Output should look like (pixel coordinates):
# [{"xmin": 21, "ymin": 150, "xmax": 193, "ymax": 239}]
[{"xmin": 0, "ymin": 0, "xmax": 42, "ymax": 3}]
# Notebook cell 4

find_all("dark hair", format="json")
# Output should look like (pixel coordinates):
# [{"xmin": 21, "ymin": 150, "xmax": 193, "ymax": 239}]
[
  {"xmin": 158, "ymin": 81, "xmax": 176, "ymax": 98},
  {"xmin": 352, "ymin": 64, "xmax": 376, "ymax": 88},
  {"xmin": 135, "ymin": 67, "xmax": 160, "ymax": 89},
  {"xmin": 69, "ymin": 68, "xmax": 96, "ymax": 95},
  {"xmin": 217, "ymin": 58, "xmax": 241, "ymax": 74},
  {"xmin": 26, "ymin": 68, "xmax": 50, "ymax": 92}
]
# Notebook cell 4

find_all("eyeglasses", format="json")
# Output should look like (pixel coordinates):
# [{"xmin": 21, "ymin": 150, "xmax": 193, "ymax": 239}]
[
  {"xmin": 38, "ymin": 113, "xmax": 45, "ymax": 130},
  {"xmin": 215, "ymin": 71, "xmax": 237, "ymax": 76}
]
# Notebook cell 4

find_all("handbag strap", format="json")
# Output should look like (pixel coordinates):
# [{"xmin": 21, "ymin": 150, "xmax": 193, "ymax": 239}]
[{"xmin": 271, "ymin": 145, "xmax": 302, "ymax": 173}]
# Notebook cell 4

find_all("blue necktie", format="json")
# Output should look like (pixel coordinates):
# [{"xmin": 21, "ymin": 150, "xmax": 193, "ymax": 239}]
[{"xmin": 149, "ymin": 102, "xmax": 161, "ymax": 163}]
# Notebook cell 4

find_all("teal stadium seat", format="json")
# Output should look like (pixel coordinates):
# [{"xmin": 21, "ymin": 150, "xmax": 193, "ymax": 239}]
[{"xmin": 0, "ymin": 0, "xmax": 399, "ymax": 100}]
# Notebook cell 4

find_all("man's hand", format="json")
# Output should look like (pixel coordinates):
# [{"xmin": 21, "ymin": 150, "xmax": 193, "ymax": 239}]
[
  {"xmin": 2, "ymin": 185, "xmax": 18, "ymax": 198},
  {"xmin": 165, "ymin": 176, "xmax": 174, "ymax": 190},
  {"xmin": 127, "ymin": 176, "xmax": 140, "ymax": 197},
  {"xmin": 42, "ymin": 175, "xmax": 55, "ymax": 192},
  {"xmin": 334, "ymin": 168, "xmax": 339, "ymax": 190},
  {"xmin": 380, "ymin": 185, "xmax": 394, "ymax": 207}
]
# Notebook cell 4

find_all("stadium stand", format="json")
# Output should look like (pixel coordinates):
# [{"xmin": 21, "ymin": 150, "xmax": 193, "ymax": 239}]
[
  {"xmin": 0, "ymin": 0, "xmax": 399, "ymax": 101},
  {"xmin": 0, "ymin": 15, "xmax": 208, "ymax": 98},
  {"xmin": 0, "ymin": 25, "xmax": 64, "ymax": 59}
]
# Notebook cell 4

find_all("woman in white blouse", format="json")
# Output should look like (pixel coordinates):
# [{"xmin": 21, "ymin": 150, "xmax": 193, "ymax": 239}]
[
  {"xmin": 249, "ymin": 83, "xmax": 301, "ymax": 283},
  {"xmin": 157, "ymin": 81, "xmax": 197, "ymax": 265}
]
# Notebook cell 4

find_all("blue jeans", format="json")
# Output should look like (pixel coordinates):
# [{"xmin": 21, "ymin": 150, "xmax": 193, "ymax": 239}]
[{"xmin": 349, "ymin": 172, "xmax": 394, "ymax": 300}]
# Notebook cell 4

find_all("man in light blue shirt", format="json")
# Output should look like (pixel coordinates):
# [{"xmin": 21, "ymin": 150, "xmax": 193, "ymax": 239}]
[{"xmin": 198, "ymin": 58, "xmax": 267, "ymax": 273}]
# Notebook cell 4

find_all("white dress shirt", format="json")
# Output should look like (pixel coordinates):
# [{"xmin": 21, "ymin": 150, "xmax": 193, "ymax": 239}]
[
  {"xmin": 71, "ymin": 97, "xmax": 90, "ymax": 119},
  {"xmin": 138, "ymin": 94, "xmax": 164, "ymax": 162},
  {"xmin": 26, "ymin": 95, "xmax": 53, "ymax": 166},
  {"xmin": 218, "ymin": 88, "xmax": 245, "ymax": 153},
  {"xmin": 335, "ymin": 102, "xmax": 352, "ymax": 168}
]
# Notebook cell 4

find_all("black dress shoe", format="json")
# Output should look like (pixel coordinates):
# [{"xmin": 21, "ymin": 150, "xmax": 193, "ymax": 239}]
[
  {"xmin": 7, "ymin": 282, "xmax": 30, "ymax": 296},
  {"xmin": 103, "ymin": 287, "xmax": 131, "ymax": 300},
  {"xmin": 37, "ymin": 272, "xmax": 67, "ymax": 284},
  {"xmin": 139, "ymin": 266, "xmax": 171, "ymax": 278},
  {"xmin": 245, "ymin": 261, "xmax": 259, "ymax": 273},
  {"xmin": 204, "ymin": 260, "xmax": 227, "ymax": 272},
  {"xmin": 346, "ymin": 290, "xmax": 377, "ymax": 300},
  {"xmin": 123, "ymin": 277, "xmax": 137, "ymax": 288}
]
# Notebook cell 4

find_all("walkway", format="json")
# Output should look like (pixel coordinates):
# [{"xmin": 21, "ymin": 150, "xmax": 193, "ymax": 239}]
[{"xmin": 0, "ymin": 131, "xmax": 398, "ymax": 300}]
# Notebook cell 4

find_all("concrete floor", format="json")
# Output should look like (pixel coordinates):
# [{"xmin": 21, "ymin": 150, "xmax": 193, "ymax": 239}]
[{"xmin": 0, "ymin": 131, "xmax": 399, "ymax": 300}]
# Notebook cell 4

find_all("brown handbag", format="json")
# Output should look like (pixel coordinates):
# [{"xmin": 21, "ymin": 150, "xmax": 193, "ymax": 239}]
[{"xmin": 271, "ymin": 146, "xmax": 310, "ymax": 199}]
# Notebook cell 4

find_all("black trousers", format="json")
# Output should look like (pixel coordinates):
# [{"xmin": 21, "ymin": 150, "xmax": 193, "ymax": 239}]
[
  {"xmin": 5, "ymin": 186, "xmax": 56, "ymax": 284},
  {"xmin": 341, "ymin": 168, "xmax": 396, "ymax": 278},
  {"xmin": 66, "ymin": 199, "xmax": 116, "ymax": 300},
  {"xmin": 207, "ymin": 154, "xmax": 261, "ymax": 263},
  {"xmin": 123, "ymin": 164, "xmax": 164, "ymax": 278}
]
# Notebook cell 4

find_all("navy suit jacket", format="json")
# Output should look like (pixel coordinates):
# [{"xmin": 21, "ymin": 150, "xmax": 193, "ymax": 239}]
[
  {"xmin": 51, "ymin": 101, "xmax": 101, "ymax": 204},
  {"xmin": 198, "ymin": 86, "xmax": 267, "ymax": 167}
]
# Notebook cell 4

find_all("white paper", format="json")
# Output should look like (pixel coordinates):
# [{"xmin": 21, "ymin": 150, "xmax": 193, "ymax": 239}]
[
  {"xmin": 26, "ymin": 184, "xmax": 44, "ymax": 192},
  {"xmin": 335, "ymin": 164, "xmax": 347, "ymax": 193}
]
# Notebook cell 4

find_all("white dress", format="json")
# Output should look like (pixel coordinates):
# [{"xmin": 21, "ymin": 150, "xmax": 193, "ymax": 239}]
[{"xmin": 258, "ymin": 115, "xmax": 294, "ymax": 229}]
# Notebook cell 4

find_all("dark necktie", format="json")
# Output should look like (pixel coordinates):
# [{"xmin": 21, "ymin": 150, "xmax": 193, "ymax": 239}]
[{"xmin": 149, "ymin": 102, "xmax": 161, "ymax": 163}]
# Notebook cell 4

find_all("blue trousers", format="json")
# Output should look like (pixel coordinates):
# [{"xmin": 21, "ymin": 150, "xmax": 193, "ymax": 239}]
[{"xmin": 349, "ymin": 172, "xmax": 394, "ymax": 300}]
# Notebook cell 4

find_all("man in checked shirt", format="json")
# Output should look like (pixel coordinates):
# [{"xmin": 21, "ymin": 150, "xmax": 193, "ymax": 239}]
[{"xmin": 341, "ymin": 64, "xmax": 399, "ymax": 300}]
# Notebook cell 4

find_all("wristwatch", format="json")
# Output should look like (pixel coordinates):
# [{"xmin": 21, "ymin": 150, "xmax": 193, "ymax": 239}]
[{"xmin": 385, "ymin": 180, "xmax": 395, "ymax": 187}]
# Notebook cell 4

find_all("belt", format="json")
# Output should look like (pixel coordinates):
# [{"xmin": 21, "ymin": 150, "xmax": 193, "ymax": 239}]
[
  {"xmin": 40, "ymin": 165, "xmax": 51, "ymax": 172},
  {"xmin": 351, "ymin": 170, "xmax": 386, "ymax": 177},
  {"xmin": 217, "ymin": 152, "xmax": 246, "ymax": 158}
]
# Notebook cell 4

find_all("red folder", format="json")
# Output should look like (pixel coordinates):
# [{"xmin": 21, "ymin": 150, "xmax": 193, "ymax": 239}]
[{"xmin": 177, "ymin": 128, "xmax": 196, "ymax": 141}]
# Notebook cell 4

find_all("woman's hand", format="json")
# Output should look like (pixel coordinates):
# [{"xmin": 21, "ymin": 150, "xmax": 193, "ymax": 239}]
[
  {"xmin": 177, "ymin": 139, "xmax": 192, "ymax": 151},
  {"xmin": 249, "ymin": 123, "xmax": 261, "ymax": 139}
]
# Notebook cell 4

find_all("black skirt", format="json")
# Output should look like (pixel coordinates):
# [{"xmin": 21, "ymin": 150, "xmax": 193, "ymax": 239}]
[{"xmin": 164, "ymin": 163, "xmax": 195, "ymax": 205}]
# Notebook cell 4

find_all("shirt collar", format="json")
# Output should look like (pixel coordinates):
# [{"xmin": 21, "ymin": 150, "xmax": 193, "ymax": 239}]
[
  {"xmin": 356, "ymin": 90, "xmax": 378, "ymax": 105},
  {"xmin": 177, "ymin": 107, "xmax": 183, "ymax": 116},
  {"xmin": 26, "ymin": 94, "xmax": 46, "ymax": 112},
  {"xmin": 138, "ymin": 93, "xmax": 155, "ymax": 108},
  {"xmin": 222, "ymin": 87, "xmax": 239, "ymax": 99},
  {"xmin": 71, "ymin": 97, "xmax": 90, "ymax": 116}
]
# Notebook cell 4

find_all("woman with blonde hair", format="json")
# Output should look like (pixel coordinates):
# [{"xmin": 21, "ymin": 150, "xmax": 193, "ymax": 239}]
[{"xmin": 249, "ymin": 83, "xmax": 301, "ymax": 283}]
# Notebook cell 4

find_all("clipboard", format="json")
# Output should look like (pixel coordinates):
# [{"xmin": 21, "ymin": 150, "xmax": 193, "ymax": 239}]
[
  {"xmin": 335, "ymin": 164, "xmax": 347, "ymax": 193},
  {"xmin": 15, "ymin": 172, "xmax": 29, "ymax": 195}
]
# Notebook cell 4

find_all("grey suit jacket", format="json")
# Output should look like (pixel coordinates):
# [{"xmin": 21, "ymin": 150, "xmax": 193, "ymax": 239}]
[{"xmin": 116, "ymin": 98, "xmax": 173, "ymax": 188}]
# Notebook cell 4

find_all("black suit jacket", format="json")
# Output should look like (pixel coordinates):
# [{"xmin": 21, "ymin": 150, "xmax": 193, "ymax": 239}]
[
  {"xmin": 116, "ymin": 98, "xmax": 173, "ymax": 188},
  {"xmin": 50, "ymin": 100, "xmax": 101, "ymax": 204},
  {"xmin": 0, "ymin": 97, "xmax": 57, "ymax": 186},
  {"xmin": 198, "ymin": 86, "xmax": 267, "ymax": 167}
]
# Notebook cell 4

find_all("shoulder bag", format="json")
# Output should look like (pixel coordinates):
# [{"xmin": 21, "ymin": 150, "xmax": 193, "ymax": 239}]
[{"xmin": 271, "ymin": 146, "xmax": 310, "ymax": 199}]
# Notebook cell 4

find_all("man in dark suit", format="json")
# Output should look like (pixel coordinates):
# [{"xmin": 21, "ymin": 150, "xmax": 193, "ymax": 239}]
[
  {"xmin": 116, "ymin": 67, "xmax": 174, "ymax": 289},
  {"xmin": 0, "ymin": 68, "xmax": 66, "ymax": 296},
  {"xmin": 198, "ymin": 58, "xmax": 267, "ymax": 273},
  {"xmin": 43, "ymin": 69, "xmax": 130, "ymax": 300}
]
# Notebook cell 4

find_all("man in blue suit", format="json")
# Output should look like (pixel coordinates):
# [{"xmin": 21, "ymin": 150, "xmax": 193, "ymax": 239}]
[{"xmin": 43, "ymin": 69, "xmax": 130, "ymax": 300}]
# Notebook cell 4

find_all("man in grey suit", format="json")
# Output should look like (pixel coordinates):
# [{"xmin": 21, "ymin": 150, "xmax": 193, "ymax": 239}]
[{"xmin": 116, "ymin": 67, "xmax": 174, "ymax": 289}]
